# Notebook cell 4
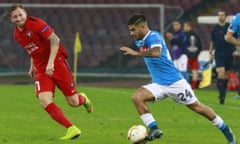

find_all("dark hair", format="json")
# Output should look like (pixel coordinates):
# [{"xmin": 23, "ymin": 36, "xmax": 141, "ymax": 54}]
[
  {"xmin": 128, "ymin": 14, "xmax": 147, "ymax": 26},
  {"xmin": 7, "ymin": 4, "xmax": 25, "ymax": 17},
  {"xmin": 172, "ymin": 19, "xmax": 182, "ymax": 24}
]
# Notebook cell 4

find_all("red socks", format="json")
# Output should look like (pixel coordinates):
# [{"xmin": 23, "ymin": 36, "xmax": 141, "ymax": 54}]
[
  {"xmin": 44, "ymin": 95, "xmax": 86, "ymax": 127},
  {"xmin": 191, "ymin": 80, "xmax": 198, "ymax": 89},
  {"xmin": 45, "ymin": 103, "xmax": 72, "ymax": 128},
  {"xmin": 78, "ymin": 94, "xmax": 86, "ymax": 106}
]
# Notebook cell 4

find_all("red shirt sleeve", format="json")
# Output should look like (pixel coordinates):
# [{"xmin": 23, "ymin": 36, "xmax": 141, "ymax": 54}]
[{"xmin": 34, "ymin": 17, "xmax": 54, "ymax": 39}]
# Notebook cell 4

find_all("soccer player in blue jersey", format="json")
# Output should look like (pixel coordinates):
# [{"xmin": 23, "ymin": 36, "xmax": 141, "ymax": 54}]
[
  {"xmin": 225, "ymin": 13, "xmax": 240, "ymax": 45},
  {"xmin": 225, "ymin": 13, "xmax": 240, "ymax": 99},
  {"xmin": 209, "ymin": 10, "xmax": 237, "ymax": 105},
  {"xmin": 120, "ymin": 14, "xmax": 237, "ymax": 144}
]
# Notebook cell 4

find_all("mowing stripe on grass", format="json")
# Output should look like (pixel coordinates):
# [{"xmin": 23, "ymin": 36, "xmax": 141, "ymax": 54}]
[{"xmin": 88, "ymin": 87, "xmax": 240, "ymax": 111}]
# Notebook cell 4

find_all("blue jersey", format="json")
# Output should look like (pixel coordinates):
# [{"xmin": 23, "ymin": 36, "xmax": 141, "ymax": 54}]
[
  {"xmin": 229, "ymin": 13, "xmax": 240, "ymax": 38},
  {"xmin": 135, "ymin": 30, "xmax": 182, "ymax": 86}
]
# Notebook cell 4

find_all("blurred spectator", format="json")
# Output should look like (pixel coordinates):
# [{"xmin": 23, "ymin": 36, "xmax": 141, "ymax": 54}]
[
  {"xmin": 232, "ymin": 55, "xmax": 240, "ymax": 99},
  {"xmin": 209, "ymin": 10, "xmax": 237, "ymax": 104},
  {"xmin": 183, "ymin": 22, "xmax": 202, "ymax": 89},
  {"xmin": 166, "ymin": 20, "xmax": 189, "ymax": 82},
  {"xmin": 227, "ymin": 56, "xmax": 239, "ymax": 93}
]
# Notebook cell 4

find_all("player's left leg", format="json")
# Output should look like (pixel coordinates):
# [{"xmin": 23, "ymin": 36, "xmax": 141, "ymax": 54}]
[
  {"xmin": 187, "ymin": 101, "xmax": 237, "ymax": 144},
  {"xmin": 52, "ymin": 60, "xmax": 92, "ymax": 140},
  {"xmin": 215, "ymin": 54, "xmax": 231, "ymax": 105},
  {"xmin": 54, "ymin": 60, "xmax": 93, "ymax": 113},
  {"xmin": 65, "ymin": 93, "xmax": 93, "ymax": 113},
  {"xmin": 216, "ymin": 67, "xmax": 228, "ymax": 104}
]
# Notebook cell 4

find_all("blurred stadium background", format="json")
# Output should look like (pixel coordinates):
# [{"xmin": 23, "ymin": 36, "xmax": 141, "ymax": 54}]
[{"xmin": 0, "ymin": 0, "xmax": 238, "ymax": 85}]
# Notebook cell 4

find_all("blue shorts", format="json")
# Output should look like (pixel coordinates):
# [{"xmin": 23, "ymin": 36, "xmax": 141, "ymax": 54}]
[{"xmin": 215, "ymin": 53, "xmax": 233, "ymax": 70}]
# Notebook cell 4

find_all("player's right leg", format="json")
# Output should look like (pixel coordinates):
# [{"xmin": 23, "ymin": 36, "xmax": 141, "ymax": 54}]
[
  {"xmin": 133, "ymin": 85, "xmax": 164, "ymax": 141},
  {"xmin": 215, "ymin": 59, "xmax": 228, "ymax": 104},
  {"xmin": 59, "ymin": 125, "xmax": 81, "ymax": 140},
  {"xmin": 167, "ymin": 79, "xmax": 237, "ymax": 144},
  {"xmin": 187, "ymin": 101, "xmax": 237, "ymax": 144},
  {"xmin": 38, "ymin": 91, "xmax": 81, "ymax": 140}
]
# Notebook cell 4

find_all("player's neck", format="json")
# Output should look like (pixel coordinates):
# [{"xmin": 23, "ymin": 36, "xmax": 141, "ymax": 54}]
[
  {"xmin": 16, "ymin": 25, "xmax": 25, "ymax": 31},
  {"xmin": 144, "ymin": 28, "xmax": 150, "ymax": 35},
  {"xmin": 142, "ymin": 29, "xmax": 150, "ymax": 40},
  {"xmin": 218, "ymin": 22, "xmax": 226, "ymax": 26}
]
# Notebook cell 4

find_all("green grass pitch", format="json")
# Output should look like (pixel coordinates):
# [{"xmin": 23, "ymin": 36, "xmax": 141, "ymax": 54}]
[{"xmin": 0, "ymin": 84, "xmax": 239, "ymax": 144}]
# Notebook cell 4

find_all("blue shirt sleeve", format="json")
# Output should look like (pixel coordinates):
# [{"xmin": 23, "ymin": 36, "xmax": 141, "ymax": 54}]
[{"xmin": 229, "ymin": 13, "xmax": 240, "ymax": 34}]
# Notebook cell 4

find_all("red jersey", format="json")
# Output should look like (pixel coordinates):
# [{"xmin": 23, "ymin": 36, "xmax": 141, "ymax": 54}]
[{"xmin": 14, "ymin": 16, "xmax": 68, "ymax": 73}]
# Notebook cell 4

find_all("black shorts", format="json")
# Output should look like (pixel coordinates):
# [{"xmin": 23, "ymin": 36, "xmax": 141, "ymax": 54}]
[{"xmin": 215, "ymin": 53, "xmax": 233, "ymax": 70}]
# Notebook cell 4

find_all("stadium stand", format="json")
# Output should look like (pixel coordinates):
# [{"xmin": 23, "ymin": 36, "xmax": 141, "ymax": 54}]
[{"xmin": 0, "ymin": 0, "xmax": 233, "ymax": 72}]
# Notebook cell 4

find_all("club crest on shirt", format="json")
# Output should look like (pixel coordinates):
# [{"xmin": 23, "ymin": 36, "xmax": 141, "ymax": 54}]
[
  {"xmin": 140, "ymin": 45, "xmax": 149, "ymax": 52},
  {"xmin": 70, "ymin": 82, "xmax": 75, "ymax": 88},
  {"xmin": 26, "ymin": 30, "xmax": 32, "ymax": 38}
]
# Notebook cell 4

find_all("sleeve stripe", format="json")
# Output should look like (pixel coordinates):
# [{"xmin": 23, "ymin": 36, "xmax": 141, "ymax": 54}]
[
  {"xmin": 151, "ymin": 44, "xmax": 162, "ymax": 48},
  {"xmin": 41, "ymin": 25, "xmax": 49, "ymax": 32}
]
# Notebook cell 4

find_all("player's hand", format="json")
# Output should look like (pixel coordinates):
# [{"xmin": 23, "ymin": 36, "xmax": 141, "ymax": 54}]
[
  {"xmin": 120, "ymin": 47, "xmax": 139, "ymax": 56},
  {"xmin": 46, "ymin": 63, "xmax": 54, "ymax": 76},
  {"xmin": 28, "ymin": 68, "xmax": 35, "ymax": 80},
  {"xmin": 232, "ymin": 50, "xmax": 238, "ymax": 57}
]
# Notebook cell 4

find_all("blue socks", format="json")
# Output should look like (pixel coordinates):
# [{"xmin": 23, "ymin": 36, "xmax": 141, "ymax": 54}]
[
  {"xmin": 220, "ymin": 123, "xmax": 227, "ymax": 131},
  {"xmin": 148, "ymin": 121, "xmax": 158, "ymax": 129}
]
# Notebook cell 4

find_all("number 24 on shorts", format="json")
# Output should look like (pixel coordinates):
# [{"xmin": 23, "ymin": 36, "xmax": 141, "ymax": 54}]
[{"xmin": 177, "ymin": 89, "xmax": 193, "ymax": 102}]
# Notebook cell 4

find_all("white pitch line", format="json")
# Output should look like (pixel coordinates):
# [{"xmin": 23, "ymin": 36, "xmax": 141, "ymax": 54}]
[
  {"xmin": 206, "ymin": 103, "xmax": 240, "ymax": 111},
  {"xmin": 86, "ymin": 87, "xmax": 133, "ymax": 95}
]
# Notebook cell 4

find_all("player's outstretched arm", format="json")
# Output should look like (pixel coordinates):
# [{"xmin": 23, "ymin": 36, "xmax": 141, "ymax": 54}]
[
  {"xmin": 225, "ymin": 31, "xmax": 240, "ymax": 46},
  {"xmin": 120, "ymin": 46, "xmax": 139, "ymax": 56},
  {"xmin": 120, "ymin": 46, "xmax": 161, "ymax": 57}
]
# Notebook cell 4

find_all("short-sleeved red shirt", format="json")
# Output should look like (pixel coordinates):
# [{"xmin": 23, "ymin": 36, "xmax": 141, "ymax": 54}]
[{"xmin": 14, "ymin": 16, "xmax": 68, "ymax": 73}]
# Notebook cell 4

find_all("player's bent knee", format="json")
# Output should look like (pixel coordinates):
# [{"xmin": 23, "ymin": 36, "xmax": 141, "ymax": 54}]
[
  {"xmin": 131, "ymin": 92, "xmax": 144, "ymax": 104},
  {"xmin": 38, "ymin": 92, "xmax": 53, "ymax": 108},
  {"xmin": 131, "ymin": 88, "xmax": 152, "ymax": 104},
  {"xmin": 65, "ymin": 95, "xmax": 80, "ymax": 107},
  {"xmin": 131, "ymin": 94, "xmax": 142, "ymax": 104},
  {"xmin": 39, "ymin": 100, "xmax": 52, "ymax": 108}
]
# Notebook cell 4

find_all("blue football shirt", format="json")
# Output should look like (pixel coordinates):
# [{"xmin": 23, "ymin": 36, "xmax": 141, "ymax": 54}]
[
  {"xmin": 229, "ymin": 13, "xmax": 240, "ymax": 39},
  {"xmin": 135, "ymin": 30, "xmax": 182, "ymax": 86}
]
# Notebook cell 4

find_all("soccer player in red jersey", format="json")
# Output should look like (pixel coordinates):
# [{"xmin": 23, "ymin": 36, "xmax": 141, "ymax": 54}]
[{"xmin": 8, "ymin": 4, "xmax": 93, "ymax": 140}]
